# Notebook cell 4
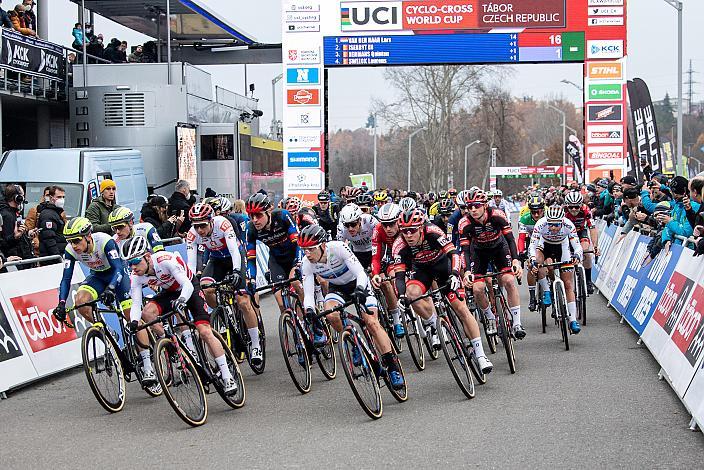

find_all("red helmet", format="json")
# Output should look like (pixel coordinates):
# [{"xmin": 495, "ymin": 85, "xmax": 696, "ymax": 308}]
[
  {"xmin": 463, "ymin": 188, "xmax": 487, "ymax": 204},
  {"xmin": 246, "ymin": 193, "xmax": 272, "ymax": 215},
  {"xmin": 298, "ymin": 224, "xmax": 328, "ymax": 248},
  {"xmin": 189, "ymin": 203, "xmax": 214, "ymax": 222},
  {"xmin": 398, "ymin": 208, "xmax": 426, "ymax": 229}
]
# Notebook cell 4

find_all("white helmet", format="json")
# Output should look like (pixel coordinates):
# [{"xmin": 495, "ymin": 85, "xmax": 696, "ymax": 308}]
[
  {"xmin": 219, "ymin": 196, "xmax": 232, "ymax": 212},
  {"xmin": 121, "ymin": 235, "xmax": 149, "ymax": 260},
  {"xmin": 546, "ymin": 205, "xmax": 565, "ymax": 222},
  {"xmin": 377, "ymin": 203, "xmax": 402, "ymax": 223},
  {"xmin": 564, "ymin": 191, "xmax": 583, "ymax": 206},
  {"xmin": 494, "ymin": 189, "xmax": 503, "ymax": 197},
  {"xmin": 399, "ymin": 197, "xmax": 417, "ymax": 212},
  {"xmin": 340, "ymin": 203, "xmax": 363, "ymax": 224},
  {"xmin": 456, "ymin": 190, "xmax": 470, "ymax": 208}
]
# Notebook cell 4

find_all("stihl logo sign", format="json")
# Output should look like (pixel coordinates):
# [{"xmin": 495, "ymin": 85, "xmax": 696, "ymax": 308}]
[
  {"xmin": 11, "ymin": 288, "xmax": 77, "ymax": 352},
  {"xmin": 588, "ymin": 61, "xmax": 623, "ymax": 80}
]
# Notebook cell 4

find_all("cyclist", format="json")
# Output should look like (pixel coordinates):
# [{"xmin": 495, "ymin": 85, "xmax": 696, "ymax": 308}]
[
  {"xmin": 337, "ymin": 203, "xmax": 378, "ymax": 270},
  {"xmin": 488, "ymin": 189, "xmax": 512, "ymax": 224},
  {"xmin": 564, "ymin": 191, "xmax": 599, "ymax": 294},
  {"xmin": 373, "ymin": 190, "xmax": 387, "ymax": 212},
  {"xmin": 108, "ymin": 207, "xmax": 164, "ymax": 251},
  {"xmin": 245, "ymin": 193, "xmax": 304, "ymax": 314},
  {"xmin": 215, "ymin": 196, "xmax": 249, "ymax": 247},
  {"xmin": 399, "ymin": 196, "xmax": 417, "ymax": 213},
  {"xmin": 53, "ymin": 217, "xmax": 132, "ymax": 328},
  {"xmin": 447, "ymin": 188, "xmax": 472, "ymax": 247},
  {"xmin": 529, "ymin": 205, "xmax": 583, "ymax": 334},
  {"xmin": 459, "ymin": 189, "xmax": 525, "ymax": 339},
  {"xmin": 393, "ymin": 208, "xmax": 493, "ymax": 374},
  {"xmin": 186, "ymin": 202, "xmax": 263, "ymax": 365},
  {"xmin": 296, "ymin": 206, "xmax": 318, "ymax": 230},
  {"xmin": 122, "ymin": 236, "xmax": 237, "ymax": 394},
  {"xmin": 370, "ymin": 203, "xmax": 405, "ymax": 338},
  {"xmin": 312, "ymin": 190, "xmax": 340, "ymax": 239},
  {"xmin": 299, "ymin": 224, "xmax": 404, "ymax": 390},
  {"xmin": 356, "ymin": 193, "xmax": 374, "ymax": 215},
  {"xmin": 518, "ymin": 195, "xmax": 545, "ymax": 311},
  {"xmin": 430, "ymin": 198, "xmax": 455, "ymax": 234},
  {"xmin": 285, "ymin": 196, "xmax": 302, "ymax": 214}
]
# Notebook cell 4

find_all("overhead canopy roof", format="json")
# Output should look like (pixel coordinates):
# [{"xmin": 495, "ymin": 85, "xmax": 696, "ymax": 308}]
[{"xmin": 70, "ymin": 0, "xmax": 258, "ymax": 45}]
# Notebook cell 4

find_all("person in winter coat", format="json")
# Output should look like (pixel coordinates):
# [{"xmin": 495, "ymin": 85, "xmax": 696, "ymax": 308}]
[
  {"xmin": 658, "ymin": 176, "xmax": 700, "ymax": 245},
  {"xmin": 168, "ymin": 180, "xmax": 195, "ymax": 235},
  {"xmin": 38, "ymin": 186, "xmax": 67, "ymax": 262},
  {"xmin": 86, "ymin": 34, "xmax": 104, "ymax": 62},
  {"xmin": 140, "ymin": 195, "xmax": 181, "ymax": 239},
  {"xmin": 24, "ymin": 186, "xmax": 51, "ymax": 256},
  {"xmin": 102, "ymin": 38, "xmax": 122, "ymax": 63},
  {"xmin": 0, "ymin": 183, "xmax": 37, "ymax": 260},
  {"xmin": 85, "ymin": 179, "xmax": 120, "ymax": 234},
  {"xmin": 8, "ymin": 4, "xmax": 34, "ymax": 36},
  {"xmin": 21, "ymin": 0, "xmax": 35, "ymax": 32},
  {"xmin": 0, "ymin": 1, "xmax": 12, "ymax": 29},
  {"xmin": 71, "ymin": 23, "xmax": 83, "ymax": 49}
]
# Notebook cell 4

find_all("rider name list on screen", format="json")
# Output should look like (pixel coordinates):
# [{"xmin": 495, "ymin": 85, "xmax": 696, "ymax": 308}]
[{"xmin": 323, "ymin": 32, "xmax": 585, "ymax": 66}]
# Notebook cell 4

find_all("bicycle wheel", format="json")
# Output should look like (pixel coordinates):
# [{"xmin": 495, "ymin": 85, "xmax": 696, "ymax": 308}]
[
  {"xmin": 315, "ymin": 318, "xmax": 337, "ymax": 380},
  {"xmin": 338, "ymin": 329, "xmax": 383, "ymax": 419},
  {"xmin": 576, "ymin": 266, "xmax": 587, "ymax": 326},
  {"xmin": 421, "ymin": 312, "xmax": 439, "ymax": 360},
  {"xmin": 447, "ymin": 308, "xmax": 486, "ymax": 385},
  {"xmin": 136, "ymin": 329, "xmax": 162, "ymax": 398},
  {"xmin": 377, "ymin": 291, "xmax": 403, "ymax": 354},
  {"xmin": 382, "ymin": 355, "xmax": 408, "ymax": 403},
  {"xmin": 247, "ymin": 309, "xmax": 267, "ymax": 375},
  {"xmin": 278, "ymin": 311, "xmax": 311, "ymax": 394},
  {"xmin": 554, "ymin": 282, "xmax": 570, "ymax": 351},
  {"xmin": 81, "ymin": 326, "xmax": 126, "ymax": 413},
  {"xmin": 436, "ymin": 316, "xmax": 475, "ymax": 399},
  {"xmin": 403, "ymin": 308, "xmax": 425, "ymax": 371},
  {"xmin": 480, "ymin": 311, "xmax": 497, "ymax": 354},
  {"xmin": 154, "ymin": 337, "xmax": 208, "ymax": 427},
  {"xmin": 200, "ymin": 331, "xmax": 246, "ymax": 409},
  {"xmin": 210, "ymin": 305, "xmax": 241, "ymax": 359},
  {"xmin": 496, "ymin": 296, "xmax": 517, "ymax": 374},
  {"xmin": 538, "ymin": 282, "xmax": 547, "ymax": 334}
]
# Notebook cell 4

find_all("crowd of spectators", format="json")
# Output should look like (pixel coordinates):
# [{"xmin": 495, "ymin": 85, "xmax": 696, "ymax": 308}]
[
  {"xmin": 71, "ymin": 22, "xmax": 158, "ymax": 64},
  {"xmin": 0, "ymin": 1, "xmax": 37, "ymax": 37}
]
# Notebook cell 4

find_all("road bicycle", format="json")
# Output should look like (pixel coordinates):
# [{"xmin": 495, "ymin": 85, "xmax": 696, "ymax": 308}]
[
  {"xmin": 61, "ymin": 296, "xmax": 161, "ymax": 414},
  {"xmin": 474, "ymin": 272, "xmax": 517, "ymax": 374},
  {"xmin": 536, "ymin": 260, "xmax": 577, "ymax": 351},
  {"xmin": 318, "ymin": 297, "xmax": 408, "ymax": 419}
]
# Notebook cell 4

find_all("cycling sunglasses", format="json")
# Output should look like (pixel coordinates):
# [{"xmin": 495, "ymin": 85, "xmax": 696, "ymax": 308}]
[
  {"xmin": 127, "ymin": 256, "xmax": 143, "ymax": 267},
  {"xmin": 567, "ymin": 205, "xmax": 581, "ymax": 210},
  {"xmin": 67, "ymin": 237, "xmax": 84, "ymax": 245},
  {"xmin": 547, "ymin": 222, "xmax": 562, "ymax": 228},
  {"xmin": 381, "ymin": 221, "xmax": 397, "ymax": 228},
  {"xmin": 401, "ymin": 227, "xmax": 420, "ymax": 235},
  {"xmin": 111, "ymin": 224, "xmax": 128, "ymax": 232},
  {"xmin": 467, "ymin": 202, "xmax": 485, "ymax": 209},
  {"xmin": 343, "ymin": 220, "xmax": 360, "ymax": 228},
  {"xmin": 193, "ymin": 222, "xmax": 210, "ymax": 229}
]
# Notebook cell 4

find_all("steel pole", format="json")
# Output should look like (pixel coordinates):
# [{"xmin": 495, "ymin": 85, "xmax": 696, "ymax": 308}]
[
  {"xmin": 408, "ymin": 127, "xmax": 425, "ymax": 191},
  {"xmin": 166, "ymin": 0, "xmax": 172, "ymax": 85},
  {"xmin": 546, "ymin": 104, "xmax": 567, "ymax": 185},
  {"xmin": 463, "ymin": 140, "xmax": 481, "ymax": 189},
  {"xmin": 531, "ymin": 149, "xmax": 545, "ymax": 186},
  {"xmin": 373, "ymin": 115, "xmax": 377, "ymax": 189},
  {"xmin": 677, "ymin": 2, "xmax": 683, "ymax": 175},
  {"xmin": 81, "ymin": 0, "xmax": 87, "ymax": 86}
]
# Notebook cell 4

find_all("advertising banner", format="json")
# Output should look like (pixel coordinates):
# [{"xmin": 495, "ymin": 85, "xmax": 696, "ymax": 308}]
[
  {"xmin": 683, "ymin": 360, "xmax": 704, "ymax": 429},
  {"xmin": 0, "ymin": 28, "xmax": 65, "ymax": 80},
  {"xmin": 592, "ymin": 220, "xmax": 615, "ymax": 283},
  {"xmin": 0, "ymin": 290, "xmax": 37, "ymax": 393},
  {"xmin": 599, "ymin": 228, "xmax": 636, "ymax": 300},
  {"xmin": 610, "ymin": 234, "xmax": 650, "ymax": 316},
  {"xmin": 627, "ymin": 78, "xmax": 662, "ymax": 173}
]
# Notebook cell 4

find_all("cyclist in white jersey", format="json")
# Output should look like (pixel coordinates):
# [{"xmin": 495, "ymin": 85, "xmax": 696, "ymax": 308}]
[
  {"xmin": 108, "ymin": 207, "xmax": 164, "ymax": 251},
  {"xmin": 122, "ymin": 236, "xmax": 237, "ymax": 394},
  {"xmin": 337, "ymin": 203, "xmax": 378, "ymax": 270},
  {"xmin": 186, "ymin": 203, "xmax": 263, "ymax": 365},
  {"xmin": 299, "ymin": 224, "xmax": 404, "ymax": 390},
  {"xmin": 529, "ymin": 206, "xmax": 583, "ymax": 334},
  {"xmin": 488, "ymin": 189, "xmax": 512, "ymax": 224}
]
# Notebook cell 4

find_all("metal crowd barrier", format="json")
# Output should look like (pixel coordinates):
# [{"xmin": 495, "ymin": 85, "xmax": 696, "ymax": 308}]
[{"xmin": 3, "ymin": 255, "xmax": 63, "ymax": 271}]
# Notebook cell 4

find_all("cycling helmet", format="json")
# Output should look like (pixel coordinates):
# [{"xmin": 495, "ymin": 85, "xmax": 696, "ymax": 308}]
[
  {"xmin": 447, "ymin": 188, "xmax": 458, "ymax": 197},
  {"xmin": 545, "ymin": 205, "xmax": 565, "ymax": 222},
  {"xmin": 494, "ymin": 189, "xmax": 503, "ymax": 197},
  {"xmin": 219, "ymin": 197, "xmax": 232, "ymax": 212},
  {"xmin": 373, "ymin": 190, "xmax": 387, "ymax": 202},
  {"xmin": 296, "ymin": 207, "xmax": 317, "ymax": 226},
  {"xmin": 285, "ymin": 196, "xmax": 302, "ymax": 213},
  {"xmin": 486, "ymin": 190, "xmax": 495, "ymax": 198},
  {"xmin": 399, "ymin": 208, "xmax": 426, "ymax": 229},
  {"xmin": 121, "ymin": 235, "xmax": 149, "ymax": 260},
  {"xmin": 339, "ymin": 203, "xmax": 363, "ymax": 224},
  {"xmin": 63, "ymin": 216, "xmax": 93, "ymax": 240},
  {"xmin": 527, "ymin": 195, "xmax": 545, "ymax": 211},
  {"xmin": 189, "ymin": 202, "xmax": 214, "ymax": 222},
  {"xmin": 428, "ymin": 191, "xmax": 436, "ymax": 200},
  {"xmin": 317, "ymin": 190, "xmax": 330, "ymax": 202},
  {"xmin": 564, "ymin": 191, "xmax": 583, "ymax": 206},
  {"xmin": 399, "ymin": 197, "xmax": 417, "ymax": 212},
  {"xmin": 464, "ymin": 188, "xmax": 487, "ymax": 204},
  {"xmin": 246, "ymin": 193, "xmax": 272, "ymax": 215},
  {"xmin": 456, "ymin": 190, "xmax": 470, "ymax": 208},
  {"xmin": 439, "ymin": 190, "xmax": 448, "ymax": 199},
  {"xmin": 377, "ymin": 203, "xmax": 402, "ymax": 223},
  {"xmin": 596, "ymin": 179, "xmax": 609, "ymax": 189},
  {"xmin": 203, "ymin": 196, "xmax": 223, "ymax": 212},
  {"xmin": 298, "ymin": 224, "xmax": 328, "ymax": 248},
  {"xmin": 356, "ymin": 193, "xmax": 373, "ymax": 207},
  {"xmin": 406, "ymin": 191, "xmax": 418, "ymax": 201},
  {"xmin": 438, "ymin": 198, "xmax": 455, "ymax": 215},
  {"xmin": 108, "ymin": 207, "xmax": 134, "ymax": 226}
]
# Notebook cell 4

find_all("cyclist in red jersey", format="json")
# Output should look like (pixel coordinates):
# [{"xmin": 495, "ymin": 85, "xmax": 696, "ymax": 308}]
[
  {"xmin": 370, "ymin": 203, "xmax": 405, "ymax": 338},
  {"xmin": 564, "ymin": 191, "xmax": 600, "ymax": 294}
]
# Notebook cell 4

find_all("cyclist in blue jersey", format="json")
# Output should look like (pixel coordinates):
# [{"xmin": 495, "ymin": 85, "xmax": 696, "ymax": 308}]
[
  {"xmin": 108, "ymin": 207, "xmax": 164, "ymax": 252},
  {"xmin": 53, "ymin": 217, "xmax": 132, "ymax": 326},
  {"xmin": 245, "ymin": 193, "xmax": 304, "ymax": 313}
]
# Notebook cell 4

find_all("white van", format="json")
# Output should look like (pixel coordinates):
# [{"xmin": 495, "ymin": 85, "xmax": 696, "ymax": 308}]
[{"xmin": 0, "ymin": 148, "xmax": 148, "ymax": 219}]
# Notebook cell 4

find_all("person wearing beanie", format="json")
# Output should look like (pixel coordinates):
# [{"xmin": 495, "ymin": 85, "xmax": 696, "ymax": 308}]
[
  {"xmin": 86, "ymin": 178, "xmax": 121, "ymax": 234},
  {"xmin": 658, "ymin": 176, "xmax": 699, "ymax": 246}
]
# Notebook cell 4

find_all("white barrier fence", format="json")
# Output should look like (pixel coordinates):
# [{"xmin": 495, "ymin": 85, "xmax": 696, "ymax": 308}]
[{"xmin": 593, "ymin": 219, "xmax": 704, "ymax": 432}]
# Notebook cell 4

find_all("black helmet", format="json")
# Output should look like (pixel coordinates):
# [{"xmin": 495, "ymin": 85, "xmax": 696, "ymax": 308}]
[
  {"xmin": 298, "ymin": 224, "xmax": 328, "ymax": 248},
  {"xmin": 246, "ymin": 193, "xmax": 272, "ymax": 215},
  {"xmin": 438, "ymin": 198, "xmax": 454, "ymax": 215},
  {"xmin": 317, "ymin": 190, "xmax": 330, "ymax": 202},
  {"xmin": 356, "ymin": 193, "xmax": 373, "ymax": 207}
]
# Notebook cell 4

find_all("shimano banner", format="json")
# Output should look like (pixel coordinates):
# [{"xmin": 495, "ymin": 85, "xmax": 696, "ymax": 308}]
[
  {"xmin": 627, "ymin": 78, "xmax": 662, "ymax": 174},
  {"xmin": 1, "ymin": 28, "xmax": 65, "ymax": 80}
]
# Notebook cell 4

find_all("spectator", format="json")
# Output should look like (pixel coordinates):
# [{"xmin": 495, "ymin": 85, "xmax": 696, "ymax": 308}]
[
  {"xmin": 128, "ymin": 44, "xmax": 143, "ymax": 63},
  {"xmin": 24, "ymin": 185, "xmax": 51, "ymax": 255},
  {"xmin": 38, "ymin": 185, "xmax": 67, "ymax": 262},
  {"xmin": 102, "ymin": 38, "xmax": 122, "ymax": 63},
  {"xmin": 685, "ymin": 175, "xmax": 704, "ymax": 229},
  {"xmin": 117, "ymin": 41, "xmax": 128, "ymax": 62},
  {"xmin": 0, "ymin": 1, "xmax": 14, "ymax": 29},
  {"xmin": 71, "ymin": 22, "xmax": 83, "ymax": 50},
  {"xmin": 169, "ymin": 179, "xmax": 195, "ymax": 234},
  {"xmin": 233, "ymin": 199, "xmax": 246, "ymax": 214},
  {"xmin": 140, "ymin": 194, "xmax": 180, "ymax": 239},
  {"xmin": 84, "ymin": 22, "xmax": 95, "ymax": 42},
  {"xmin": 86, "ymin": 34, "xmax": 104, "ymax": 63},
  {"xmin": 141, "ymin": 41, "xmax": 158, "ymax": 63},
  {"xmin": 659, "ymin": 176, "xmax": 699, "ymax": 246},
  {"xmin": 8, "ymin": 3, "xmax": 35, "ymax": 36},
  {"xmin": 0, "ymin": 183, "xmax": 36, "ymax": 260},
  {"xmin": 86, "ymin": 179, "xmax": 119, "ymax": 234},
  {"xmin": 21, "ymin": 0, "xmax": 34, "ymax": 32}
]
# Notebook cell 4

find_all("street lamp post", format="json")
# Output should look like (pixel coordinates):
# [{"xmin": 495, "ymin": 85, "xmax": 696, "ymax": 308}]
[
  {"xmin": 271, "ymin": 73, "xmax": 283, "ymax": 138},
  {"xmin": 662, "ymin": 0, "xmax": 683, "ymax": 175},
  {"xmin": 464, "ymin": 140, "xmax": 481, "ymax": 188},
  {"xmin": 531, "ymin": 149, "xmax": 546, "ymax": 186},
  {"xmin": 546, "ymin": 104, "xmax": 567, "ymax": 185},
  {"xmin": 565, "ymin": 124, "xmax": 578, "ymax": 137},
  {"xmin": 560, "ymin": 79, "xmax": 584, "ymax": 92},
  {"xmin": 408, "ymin": 127, "xmax": 426, "ymax": 191}
]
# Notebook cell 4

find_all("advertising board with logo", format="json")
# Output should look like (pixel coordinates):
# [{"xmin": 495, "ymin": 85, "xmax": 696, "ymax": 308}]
[
  {"xmin": 287, "ymin": 45, "xmax": 322, "ymax": 64},
  {"xmin": 587, "ymin": 103, "xmax": 622, "ymax": 122},
  {"xmin": 285, "ymin": 107, "xmax": 322, "ymax": 128},
  {"xmin": 1, "ymin": 28, "xmax": 66, "ymax": 80},
  {"xmin": 286, "ymin": 67, "xmax": 321, "ymax": 84},
  {"xmin": 587, "ymin": 83, "xmax": 622, "ymax": 101},
  {"xmin": 287, "ymin": 129, "xmax": 323, "ymax": 149},
  {"xmin": 587, "ymin": 40, "xmax": 623, "ymax": 59},
  {"xmin": 587, "ymin": 145, "xmax": 623, "ymax": 166},
  {"xmin": 287, "ymin": 151, "xmax": 321, "ymax": 168},
  {"xmin": 286, "ymin": 88, "xmax": 321, "ymax": 105},
  {"xmin": 588, "ymin": 61, "xmax": 623, "ymax": 80},
  {"xmin": 587, "ymin": 125, "xmax": 623, "ymax": 144}
]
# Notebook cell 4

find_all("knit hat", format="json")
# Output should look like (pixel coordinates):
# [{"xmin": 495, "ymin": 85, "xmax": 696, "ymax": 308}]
[
  {"xmin": 653, "ymin": 200, "xmax": 671, "ymax": 214},
  {"xmin": 100, "ymin": 179, "xmax": 116, "ymax": 193},
  {"xmin": 669, "ymin": 176, "xmax": 689, "ymax": 196}
]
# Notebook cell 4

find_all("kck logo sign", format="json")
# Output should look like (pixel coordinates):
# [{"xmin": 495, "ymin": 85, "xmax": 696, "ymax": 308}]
[
  {"xmin": 341, "ymin": 1, "xmax": 403, "ymax": 32},
  {"xmin": 38, "ymin": 50, "xmax": 59, "ymax": 74},
  {"xmin": 6, "ymin": 42, "xmax": 30, "ymax": 65}
]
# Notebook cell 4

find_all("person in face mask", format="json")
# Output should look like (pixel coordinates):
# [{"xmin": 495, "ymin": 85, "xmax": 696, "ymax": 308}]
[
  {"xmin": 38, "ymin": 186, "xmax": 68, "ymax": 262},
  {"xmin": 21, "ymin": 0, "xmax": 35, "ymax": 32},
  {"xmin": 8, "ymin": 3, "xmax": 35, "ymax": 36},
  {"xmin": 23, "ymin": 186, "xmax": 50, "ymax": 255},
  {"xmin": 0, "ymin": 183, "xmax": 32, "ymax": 259}
]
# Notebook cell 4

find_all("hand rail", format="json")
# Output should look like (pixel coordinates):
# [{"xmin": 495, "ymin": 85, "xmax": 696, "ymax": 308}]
[{"xmin": 3, "ymin": 255, "xmax": 63, "ymax": 271}]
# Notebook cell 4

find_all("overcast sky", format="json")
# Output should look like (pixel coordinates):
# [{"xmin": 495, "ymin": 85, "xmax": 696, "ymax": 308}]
[{"xmin": 46, "ymin": 0, "xmax": 704, "ymax": 132}]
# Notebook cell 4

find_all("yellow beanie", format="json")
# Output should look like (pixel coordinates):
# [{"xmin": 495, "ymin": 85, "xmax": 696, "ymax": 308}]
[{"xmin": 100, "ymin": 179, "xmax": 116, "ymax": 192}]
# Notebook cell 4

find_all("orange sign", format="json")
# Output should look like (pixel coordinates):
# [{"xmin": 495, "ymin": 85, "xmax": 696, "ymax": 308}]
[
  {"xmin": 588, "ymin": 61, "xmax": 623, "ymax": 80},
  {"xmin": 287, "ymin": 89, "xmax": 320, "ymax": 105}
]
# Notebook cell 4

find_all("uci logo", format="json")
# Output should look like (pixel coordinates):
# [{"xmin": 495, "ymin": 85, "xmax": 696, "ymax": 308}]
[{"xmin": 341, "ymin": 2, "xmax": 402, "ymax": 31}]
